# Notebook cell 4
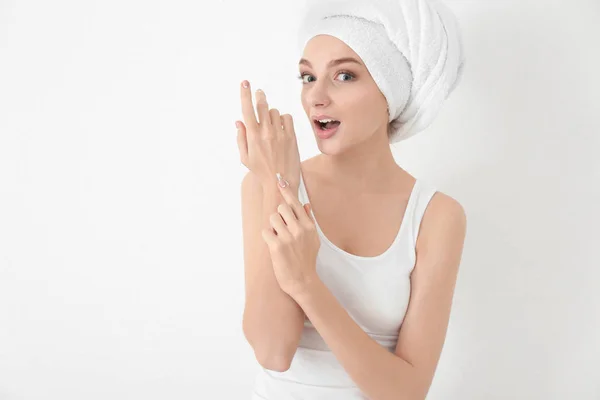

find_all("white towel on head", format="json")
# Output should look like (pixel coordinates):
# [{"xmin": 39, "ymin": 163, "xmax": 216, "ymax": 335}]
[{"xmin": 297, "ymin": 0, "xmax": 465, "ymax": 143}]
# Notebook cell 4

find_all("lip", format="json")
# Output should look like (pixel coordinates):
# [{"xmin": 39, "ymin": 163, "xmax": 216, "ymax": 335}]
[
  {"xmin": 311, "ymin": 114, "xmax": 338, "ymax": 121},
  {"xmin": 313, "ymin": 119, "xmax": 341, "ymax": 139}
]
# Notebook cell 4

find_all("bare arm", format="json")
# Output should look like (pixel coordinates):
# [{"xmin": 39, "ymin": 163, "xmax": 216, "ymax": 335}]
[
  {"xmin": 290, "ymin": 193, "xmax": 467, "ymax": 400},
  {"xmin": 241, "ymin": 171, "xmax": 305, "ymax": 372}
]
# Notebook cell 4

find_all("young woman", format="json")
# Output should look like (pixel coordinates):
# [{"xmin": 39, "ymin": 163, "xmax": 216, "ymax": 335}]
[{"xmin": 237, "ymin": 1, "xmax": 467, "ymax": 399}]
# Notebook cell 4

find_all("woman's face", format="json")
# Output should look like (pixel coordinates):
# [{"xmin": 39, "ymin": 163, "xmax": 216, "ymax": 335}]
[{"xmin": 299, "ymin": 34, "xmax": 389, "ymax": 154}]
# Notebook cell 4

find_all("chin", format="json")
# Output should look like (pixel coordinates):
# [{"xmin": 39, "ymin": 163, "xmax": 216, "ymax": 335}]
[
  {"xmin": 316, "ymin": 135, "xmax": 357, "ymax": 156},
  {"xmin": 317, "ymin": 144, "xmax": 341, "ymax": 156}
]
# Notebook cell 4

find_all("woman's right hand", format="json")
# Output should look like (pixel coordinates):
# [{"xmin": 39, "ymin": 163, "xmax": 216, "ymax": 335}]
[{"xmin": 236, "ymin": 80, "xmax": 301, "ymax": 193}]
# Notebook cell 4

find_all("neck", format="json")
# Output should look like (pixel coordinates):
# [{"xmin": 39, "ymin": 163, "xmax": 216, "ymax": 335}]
[{"xmin": 318, "ymin": 128, "xmax": 400, "ymax": 191}]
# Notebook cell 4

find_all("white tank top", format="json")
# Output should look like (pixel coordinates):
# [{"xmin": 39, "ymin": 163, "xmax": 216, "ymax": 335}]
[{"xmin": 251, "ymin": 170, "xmax": 437, "ymax": 400}]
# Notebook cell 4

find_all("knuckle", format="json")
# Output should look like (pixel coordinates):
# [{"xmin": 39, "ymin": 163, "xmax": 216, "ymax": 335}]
[
  {"xmin": 263, "ymin": 130, "xmax": 275, "ymax": 140},
  {"xmin": 299, "ymin": 225, "xmax": 309, "ymax": 236},
  {"xmin": 304, "ymin": 221, "xmax": 317, "ymax": 232},
  {"xmin": 290, "ymin": 227, "xmax": 302, "ymax": 239},
  {"xmin": 261, "ymin": 124, "xmax": 274, "ymax": 137}
]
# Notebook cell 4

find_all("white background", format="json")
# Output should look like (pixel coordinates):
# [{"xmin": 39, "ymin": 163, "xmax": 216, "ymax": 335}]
[{"xmin": 1, "ymin": 0, "xmax": 599, "ymax": 399}]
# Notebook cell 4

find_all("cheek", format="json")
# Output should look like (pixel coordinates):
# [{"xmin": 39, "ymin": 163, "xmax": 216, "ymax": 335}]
[
  {"xmin": 300, "ymin": 88, "xmax": 309, "ymax": 106},
  {"xmin": 300, "ymin": 94, "xmax": 307, "ymax": 111},
  {"xmin": 342, "ymin": 91, "xmax": 384, "ymax": 123},
  {"xmin": 338, "ymin": 90, "xmax": 369, "ymax": 116}
]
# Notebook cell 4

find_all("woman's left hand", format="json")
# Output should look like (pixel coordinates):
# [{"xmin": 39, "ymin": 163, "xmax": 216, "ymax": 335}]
[{"xmin": 261, "ymin": 172, "xmax": 321, "ymax": 299}]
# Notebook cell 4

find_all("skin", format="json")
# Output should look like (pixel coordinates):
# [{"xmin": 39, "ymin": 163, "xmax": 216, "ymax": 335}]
[
  {"xmin": 298, "ymin": 34, "xmax": 403, "ymax": 193},
  {"xmin": 238, "ymin": 34, "xmax": 467, "ymax": 399},
  {"xmin": 294, "ymin": 36, "xmax": 467, "ymax": 400},
  {"xmin": 298, "ymin": 34, "xmax": 418, "ymax": 258}
]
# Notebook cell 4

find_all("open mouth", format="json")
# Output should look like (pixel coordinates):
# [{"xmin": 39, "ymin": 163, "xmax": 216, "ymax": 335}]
[{"xmin": 314, "ymin": 119, "xmax": 341, "ymax": 131}]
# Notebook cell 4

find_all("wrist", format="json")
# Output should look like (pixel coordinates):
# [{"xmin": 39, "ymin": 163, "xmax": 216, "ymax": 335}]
[
  {"xmin": 261, "ymin": 178, "xmax": 299, "ymax": 197},
  {"xmin": 290, "ymin": 274, "xmax": 325, "ymax": 304}
]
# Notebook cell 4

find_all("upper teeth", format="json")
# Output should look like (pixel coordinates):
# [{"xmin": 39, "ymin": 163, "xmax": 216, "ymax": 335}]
[{"xmin": 318, "ymin": 119, "xmax": 335, "ymax": 123}]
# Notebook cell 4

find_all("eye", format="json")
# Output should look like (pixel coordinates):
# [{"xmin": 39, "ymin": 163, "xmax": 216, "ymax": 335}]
[
  {"xmin": 335, "ymin": 71, "xmax": 355, "ymax": 82},
  {"xmin": 296, "ymin": 70, "xmax": 356, "ymax": 84},
  {"xmin": 297, "ymin": 73, "xmax": 314, "ymax": 84}
]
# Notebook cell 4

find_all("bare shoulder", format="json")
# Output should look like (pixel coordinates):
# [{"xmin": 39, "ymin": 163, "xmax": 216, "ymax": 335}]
[
  {"xmin": 427, "ymin": 191, "xmax": 467, "ymax": 226},
  {"xmin": 394, "ymin": 189, "xmax": 467, "ymax": 395},
  {"xmin": 417, "ymin": 189, "xmax": 467, "ymax": 256}
]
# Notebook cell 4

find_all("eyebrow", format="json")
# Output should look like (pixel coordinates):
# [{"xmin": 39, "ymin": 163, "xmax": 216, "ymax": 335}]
[{"xmin": 298, "ymin": 57, "xmax": 363, "ymax": 68}]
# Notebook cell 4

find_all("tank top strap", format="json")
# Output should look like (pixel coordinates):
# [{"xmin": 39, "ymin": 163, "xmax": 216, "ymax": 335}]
[{"xmin": 409, "ymin": 180, "xmax": 438, "ymax": 248}]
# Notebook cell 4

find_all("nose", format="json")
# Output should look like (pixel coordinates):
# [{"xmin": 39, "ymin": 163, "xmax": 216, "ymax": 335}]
[{"xmin": 305, "ymin": 78, "xmax": 332, "ymax": 109}]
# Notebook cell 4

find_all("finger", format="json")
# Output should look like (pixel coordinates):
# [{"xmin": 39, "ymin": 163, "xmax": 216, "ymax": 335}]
[
  {"xmin": 255, "ymin": 89, "xmax": 271, "ymax": 126},
  {"xmin": 240, "ymin": 80, "xmax": 259, "ymax": 132},
  {"xmin": 281, "ymin": 114, "xmax": 297, "ymax": 140},
  {"xmin": 277, "ymin": 202, "xmax": 298, "ymax": 223},
  {"xmin": 277, "ymin": 202, "xmax": 300, "ymax": 232},
  {"xmin": 261, "ymin": 227, "xmax": 277, "ymax": 247},
  {"xmin": 269, "ymin": 108, "xmax": 283, "ymax": 136},
  {"xmin": 303, "ymin": 203, "xmax": 315, "ymax": 223},
  {"xmin": 276, "ymin": 172, "xmax": 309, "ymax": 224},
  {"xmin": 269, "ymin": 212, "xmax": 291, "ymax": 240},
  {"xmin": 236, "ymin": 121, "xmax": 248, "ymax": 166}
]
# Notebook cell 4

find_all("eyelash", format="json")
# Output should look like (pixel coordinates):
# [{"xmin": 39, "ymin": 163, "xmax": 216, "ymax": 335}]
[{"xmin": 296, "ymin": 70, "xmax": 355, "ymax": 84}]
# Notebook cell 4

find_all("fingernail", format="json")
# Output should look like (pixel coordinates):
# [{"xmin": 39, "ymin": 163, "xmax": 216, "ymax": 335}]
[
  {"xmin": 235, "ymin": 121, "xmax": 240, "ymax": 129},
  {"xmin": 242, "ymin": 80, "xmax": 249, "ymax": 88},
  {"xmin": 276, "ymin": 172, "xmax": 288, "ymax": 188}
]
